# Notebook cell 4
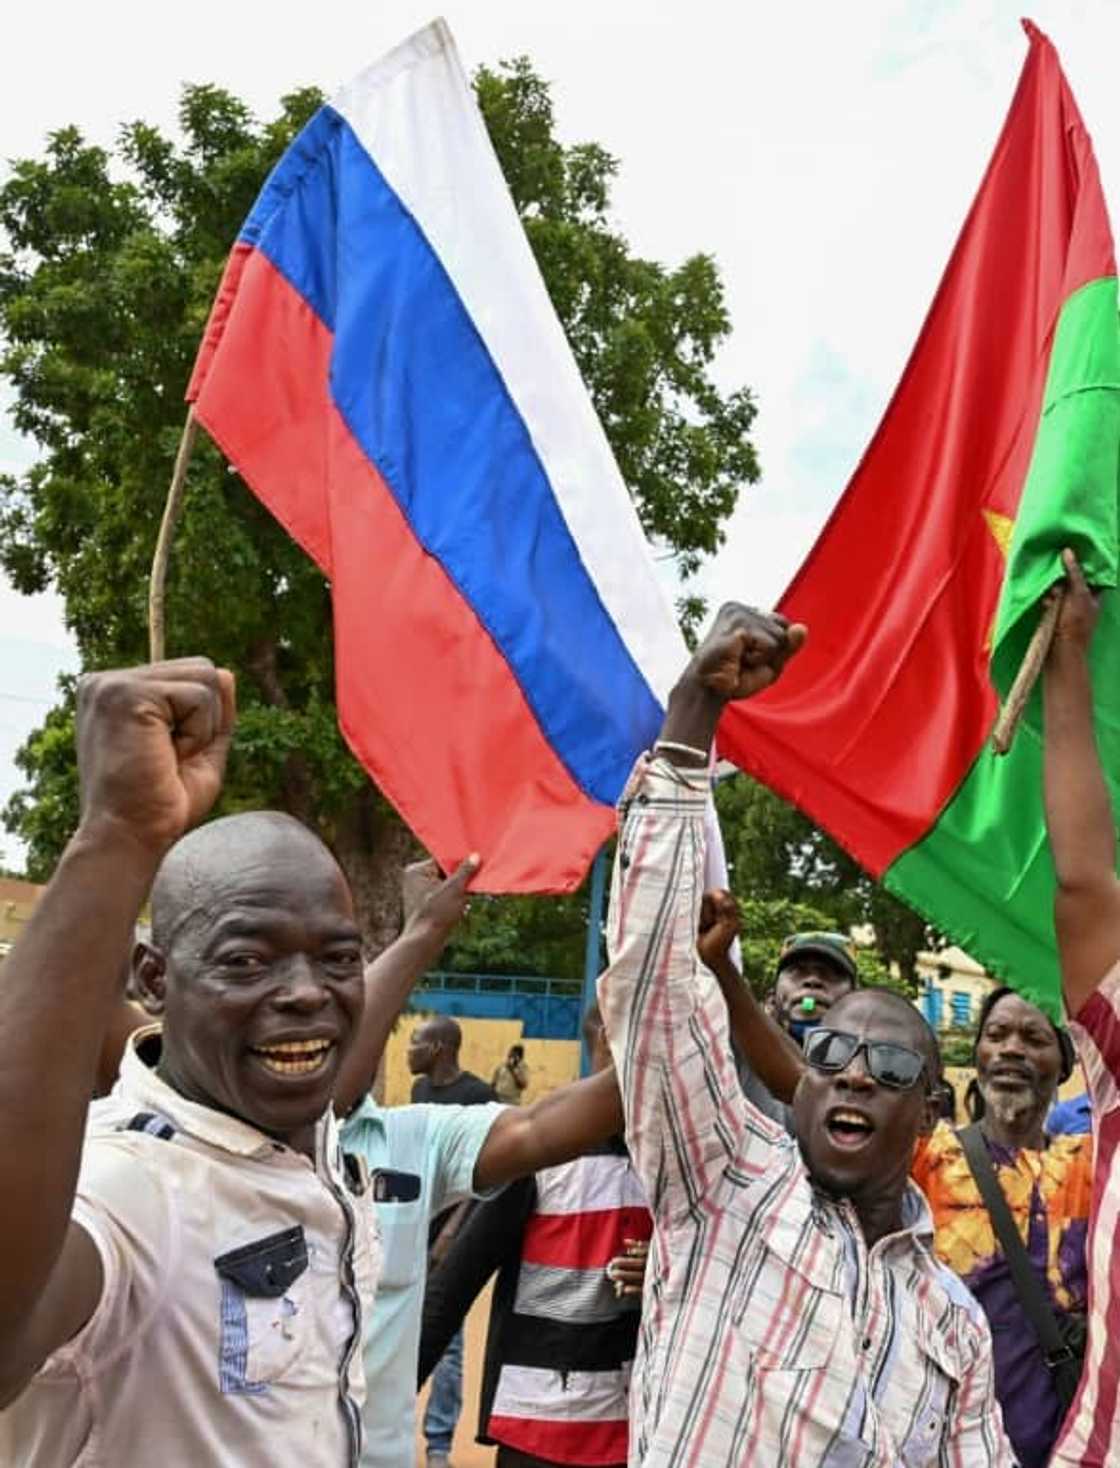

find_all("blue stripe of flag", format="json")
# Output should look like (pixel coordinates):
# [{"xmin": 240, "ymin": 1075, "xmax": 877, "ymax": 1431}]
[{"xmin": 239, "ymin": 107, "xmax": 664, "ymax": 805}]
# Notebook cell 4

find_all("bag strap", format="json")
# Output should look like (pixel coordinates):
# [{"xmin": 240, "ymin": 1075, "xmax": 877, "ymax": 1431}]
[{"xmin": 955, "ymin": 1124, "xmax": 1074, "ymax": 1371}]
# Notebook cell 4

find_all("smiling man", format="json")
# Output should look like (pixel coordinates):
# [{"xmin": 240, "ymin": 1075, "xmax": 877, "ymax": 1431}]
[
  {"xmin": 598, "ymin": 605, "xmax": 1015, "ymax": 1466},
  {"xmin": 0, "ymin": 662, "xmax": 381, "ymax": 1467},
  {"xmin": 913, "ymin": 987, "xmax": 1089, "ymax": 1467}
]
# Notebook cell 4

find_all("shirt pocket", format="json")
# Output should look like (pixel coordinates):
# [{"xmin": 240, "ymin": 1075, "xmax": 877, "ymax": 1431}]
[
  {"xmin": 214, "ymin": 1225, "xmax": 310, "ymax": 1393},
  {"xmin": 732, "ymin": 1234, "xmax": 843, "ymax": 1372},
  {"xmin": 375, "ymin": 1197, "xmax": 423, "ymax": 1290},
  {"xmin": 896, "ymin": 1314, "xmax": 960, "ymax": 1466}
]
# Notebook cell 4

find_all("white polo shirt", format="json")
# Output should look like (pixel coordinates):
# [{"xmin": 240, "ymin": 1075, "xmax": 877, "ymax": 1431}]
[{"xmin": 0, "ymin": 1030, "xmax": 381, "ymax": 1467}]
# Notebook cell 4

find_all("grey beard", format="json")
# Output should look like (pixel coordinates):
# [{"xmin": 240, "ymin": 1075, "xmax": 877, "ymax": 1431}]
[{"xmin": 985, "ymin": 1087, "xmax": 1039, "ymax": 1132}]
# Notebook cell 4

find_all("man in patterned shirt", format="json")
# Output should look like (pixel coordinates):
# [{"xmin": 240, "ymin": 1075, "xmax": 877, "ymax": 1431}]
[
  {"xmin": 598, "ymin": 602, "xmax": 1015, "ymax": 1467},
  {"xmin": 1043, "ymin": 552, "xmax": 1120, "ymax": 1467}
]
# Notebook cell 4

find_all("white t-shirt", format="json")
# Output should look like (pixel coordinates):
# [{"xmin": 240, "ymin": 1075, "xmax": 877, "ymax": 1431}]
[{"xmin": 0, "ymin": 1030, "xmax": 380, "ymax": 1467}]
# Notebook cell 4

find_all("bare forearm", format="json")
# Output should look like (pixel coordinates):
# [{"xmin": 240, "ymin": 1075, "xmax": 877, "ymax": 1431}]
[
  {"xmin": 659, "ymin": 680, "xmax": 723, "ymax": 764},
  {"xmin": 1044, "ymin": 643, "xmax": 1115, "ymax": 889},
  {"xmin": 710, "ymin": 957, "xmax": 804, "ymax": 1103},
  {"xmin": 474, "ymin": 1068, "xmax": 623, "ymax": 1190},
  {"xmin": 0, "ymin": 826, "xmax": 158, "ymax": 1333}
]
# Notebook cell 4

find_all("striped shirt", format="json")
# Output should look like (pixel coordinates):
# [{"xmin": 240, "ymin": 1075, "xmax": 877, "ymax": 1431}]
[
  {"xmin": 1052, "ymin": 959, "xmax": 1120, "ymax": 1466},
  {"xmin": 597, "ymin": 755, "xmax": 1015, "ymax": 1468},
  {"xmin": 420, "ymin": 1141, "xmax": 650, "ymax": 1464}
]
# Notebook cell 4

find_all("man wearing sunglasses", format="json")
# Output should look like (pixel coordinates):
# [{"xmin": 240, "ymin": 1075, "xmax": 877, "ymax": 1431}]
[{"xmin": 598, "ymin": 603, "xmax": 1014, "ymax": 1467}]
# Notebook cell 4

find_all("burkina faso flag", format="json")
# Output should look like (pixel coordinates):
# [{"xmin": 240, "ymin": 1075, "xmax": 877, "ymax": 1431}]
[{"xmin": 718, "ymin": 21, "xmax": 1120, "ymax": 1016}]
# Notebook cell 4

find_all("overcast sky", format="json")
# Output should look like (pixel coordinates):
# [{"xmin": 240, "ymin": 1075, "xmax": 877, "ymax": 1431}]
[{"xmin": 2, "ymin": 0, "xmax": 1118, "ymax": 867}]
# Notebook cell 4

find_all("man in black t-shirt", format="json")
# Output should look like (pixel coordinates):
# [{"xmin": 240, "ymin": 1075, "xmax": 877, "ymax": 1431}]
[
  {"xmin": 409, "ymin": 1015, "xmax": 495, "ymax": 1107},
  {"xmin": 408, "ymin": 1014, "xmax": 495, "ymax": 1468}
]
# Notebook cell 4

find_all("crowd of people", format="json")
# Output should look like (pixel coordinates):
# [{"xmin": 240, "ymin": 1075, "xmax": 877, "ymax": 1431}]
[{"xmin": 0, "ymin": 554, "xmax": 1118, "ymax": 1466}]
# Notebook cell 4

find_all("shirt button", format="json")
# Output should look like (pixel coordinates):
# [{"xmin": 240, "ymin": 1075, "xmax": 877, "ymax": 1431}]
[{"xmin": 862, "ymin": 1337, "xmax": 872, "ymax": 1351}]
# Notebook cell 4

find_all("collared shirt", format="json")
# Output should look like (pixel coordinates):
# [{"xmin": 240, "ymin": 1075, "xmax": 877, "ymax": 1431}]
[
  {"xmin": 597, "ymin": 755, "xmax": 1015, "ymax": 1468},
  {"xmin": 341, "ymin": 1095, "xmax": 504, "ymax": 1468},
  {"xmin": 1053, "ymin": 960, "xmax": 1120, "ymax": 1467},
  {"xmin": 913, "ymin": 1121, "xmax": 1090, "ymax": 1466},
  {"xmin": 0, "ymin": 1028, "xmax": 379, "ymax": 1468}
]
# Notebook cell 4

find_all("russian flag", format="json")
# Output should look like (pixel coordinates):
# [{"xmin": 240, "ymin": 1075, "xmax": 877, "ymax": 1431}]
[{"xmin": 187, "ymin": 19, "xmax": 686, "ymax": 891}]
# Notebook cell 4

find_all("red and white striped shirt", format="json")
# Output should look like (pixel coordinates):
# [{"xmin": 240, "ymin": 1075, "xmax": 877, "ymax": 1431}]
[
  {"xmin": 598, "ymin": 755, "xmax": 1015, "ymax": 1468},
  {"xmin": 1052, "ymin": 960, "xmax": 1120, "ymax": 1466}
]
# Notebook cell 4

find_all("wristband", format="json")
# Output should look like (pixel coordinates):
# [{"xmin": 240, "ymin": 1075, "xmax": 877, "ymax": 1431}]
[{"xmin": 654, "ymin": 739, "xmax": 710, "ymax": 763}]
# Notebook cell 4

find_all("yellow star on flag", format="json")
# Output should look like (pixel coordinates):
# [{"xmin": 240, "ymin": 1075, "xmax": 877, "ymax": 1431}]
[
  {"xmin": 983, "ymin": 508, "xmax": 1014, "ymax": 559},
  {"xmin": 982, "ymin": 508, "xmax": 1015, "ymax": 649}
]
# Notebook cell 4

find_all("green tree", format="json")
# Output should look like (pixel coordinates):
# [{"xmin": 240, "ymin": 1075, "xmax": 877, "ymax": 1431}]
[
  {"xmin": 0, "ymin": 63, "xmax": 757, "ymax": 952},
  {"xmin": 715, "ymin": 773, "xmax": 941, "ymax": 995}
]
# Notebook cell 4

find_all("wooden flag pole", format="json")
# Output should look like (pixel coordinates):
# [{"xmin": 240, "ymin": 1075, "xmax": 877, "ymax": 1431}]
[
  {"xmin": 148, "ymin": 407, "xmax": 200, "ymax": 662},
  {"xmin": 991, "ymin": 590, "xmax": 1064, "ymax": 756}
]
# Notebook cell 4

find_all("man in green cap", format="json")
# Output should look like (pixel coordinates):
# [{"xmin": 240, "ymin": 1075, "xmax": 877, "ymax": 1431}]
[
  {"xmin": 772, "ymin": 930, "xmax": 859, "ymax": 1044},
  {"xmin": 730, "ymin": 929, "xmax": 858, "ymax": 1127}
]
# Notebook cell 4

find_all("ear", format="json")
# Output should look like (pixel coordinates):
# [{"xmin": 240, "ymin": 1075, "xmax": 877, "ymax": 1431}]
[
  {"xmin": 917, "ymin": 1088, "xmax": 940, "ymax": 1137},
  {"xmin": 132, "ymin": 941, "xmax": 169, "ymax": 1017}
]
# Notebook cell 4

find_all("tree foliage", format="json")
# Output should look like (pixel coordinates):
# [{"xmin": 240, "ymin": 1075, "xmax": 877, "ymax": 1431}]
[
  {"xmin": 715, "ymin": 773, "xmax": 942, "ymax": 995},
  {"xmin": 0, "ymin": 63, "xmax": 756, "ymax": 949}
]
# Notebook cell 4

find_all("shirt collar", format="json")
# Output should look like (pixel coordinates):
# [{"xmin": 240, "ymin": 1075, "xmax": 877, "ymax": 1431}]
[
  {"xmin": 118, "ymin": 1025, "xmax": 338, "ymax": 1164},
  {"xmin": 899, "ymin": 1180, "xmax": 935, "ymax": 1240},
  {"xmin": 345, "ymin": 1095, "xmax": 387, "ymax": 1131}
]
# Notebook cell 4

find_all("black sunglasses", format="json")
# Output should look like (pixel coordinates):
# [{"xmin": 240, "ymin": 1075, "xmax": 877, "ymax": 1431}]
[{"xmin": 803, "ymin": 1027, "xmax": 927, "ymax": 1091}]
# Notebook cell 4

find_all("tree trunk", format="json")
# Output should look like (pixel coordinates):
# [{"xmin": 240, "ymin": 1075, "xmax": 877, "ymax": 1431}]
[
  {"xmin": 330, "ymin": 783, "xmax": 422, "ymax": 958},
  {"xmin": 331, "ymin": 786, "xmax": 422, "ymax": 1106}
]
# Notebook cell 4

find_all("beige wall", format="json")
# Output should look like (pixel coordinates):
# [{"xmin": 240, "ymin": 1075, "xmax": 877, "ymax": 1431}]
[
  {"xmin": 383, "ymin": 1011, "xmax": 582, "ymax": 1108},
  {"xmin": 914, "ymin": 946, "xmax": 996, "ymax": 1031},
  {"xmin": 0, "ymin": 877, "xmax": 42, "ymax": 957}
]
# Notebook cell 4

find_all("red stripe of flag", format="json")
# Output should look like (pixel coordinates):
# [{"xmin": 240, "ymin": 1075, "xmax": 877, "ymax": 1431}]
[{"xmin": 190, "ymin": 249, "xmax": 616, "ymax": 889}]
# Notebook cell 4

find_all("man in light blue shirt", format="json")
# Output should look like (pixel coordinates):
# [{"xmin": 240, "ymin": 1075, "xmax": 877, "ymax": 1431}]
[
  {"xmin": 334, "ymin": 857, "xmax": 626, "ymax": 1468},
  {"xmin": 342, "ymin": 1096, "xmax": 503, "ymax": 1468}
]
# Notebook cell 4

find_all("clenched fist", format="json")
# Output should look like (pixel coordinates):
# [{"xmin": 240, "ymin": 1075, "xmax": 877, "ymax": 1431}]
[
  {"xmin": 689, "ymin": 603, "xmax": 807, "ymax": 703},
  {"xmin": 76, "ymin": 657, "xmax": 236, "ymax": 858},
  {"xmin": 659, "ymin": 602, "xmax": 807, "ymax": 763}
]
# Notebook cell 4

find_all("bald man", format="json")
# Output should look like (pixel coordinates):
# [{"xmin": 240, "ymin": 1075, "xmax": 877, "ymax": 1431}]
[
  {"xmin": 0, "ymin": 661, "xmax": 625, "ymax": 1468},
  {"xmin": 406, "ymin": 1015, "xmax": 494, "ymax": 1467}
]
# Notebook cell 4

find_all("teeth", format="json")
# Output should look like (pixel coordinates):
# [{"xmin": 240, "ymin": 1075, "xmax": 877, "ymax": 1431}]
[
  {"xmin": 251, "ymin": 1039, "xmax": 333, "ymax": 1076},
  {"xmin": 256, "ymin": 1052, "xmax": 330, "ymax": 1076},
  {"xmin": 831, "ymin": 1110, "xmax": 871, "ymax": 1128},
  {"xmin": 254, "ymin": 1039, "xmax": 332, "ymax": 1057}
]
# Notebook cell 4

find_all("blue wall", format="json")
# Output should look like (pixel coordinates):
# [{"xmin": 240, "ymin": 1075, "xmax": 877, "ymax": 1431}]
[{"xmin": 410, "ymin": 973, "xmax": 582, "ymax": 1040}]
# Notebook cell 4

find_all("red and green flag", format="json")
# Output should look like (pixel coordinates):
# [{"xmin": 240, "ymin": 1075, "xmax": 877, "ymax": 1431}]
[{"xmin": 718, "ymin": 21, "xmax": 1120, "ymax": 1016}]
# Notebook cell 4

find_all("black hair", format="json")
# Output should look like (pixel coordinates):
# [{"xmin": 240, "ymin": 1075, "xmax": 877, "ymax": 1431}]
[{"xmin": 973, "ymin": 986, "xmax": 1075, "ymax": 1083}]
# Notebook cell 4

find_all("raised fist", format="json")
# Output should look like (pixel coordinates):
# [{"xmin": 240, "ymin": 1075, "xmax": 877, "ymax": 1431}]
[
  {"xmin": 689, "ymin": 603, "xmax": 807, "ymax": 703},
  {"xmin": 1049, "ymin": 549, "xmax": 1100, "ymax": 656},
  {"xmin": 698, "ymin": 889, "xmax": 742, "ymax": 974},
  {"xmin": 76, "ymin": 657, "xmax": 235, "ymax": 858}
]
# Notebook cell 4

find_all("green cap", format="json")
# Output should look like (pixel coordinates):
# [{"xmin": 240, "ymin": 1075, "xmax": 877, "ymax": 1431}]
[{"xmin": 778, "ymin": 931, "xmax": 858, "ymax": 985}]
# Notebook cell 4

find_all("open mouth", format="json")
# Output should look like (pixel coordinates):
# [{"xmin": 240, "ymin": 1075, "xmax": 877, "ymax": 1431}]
[
  {"xmin": 988, "ymin": 1067, "xmax": 1033, "ymax": 1086},
  {"xmin": 824, "ymin": 1107, "xmax": 875, "ymax": 1149},
  {"xmin": 249, "ymin": 1038, "xmax": 335, "ymax": 1077}
]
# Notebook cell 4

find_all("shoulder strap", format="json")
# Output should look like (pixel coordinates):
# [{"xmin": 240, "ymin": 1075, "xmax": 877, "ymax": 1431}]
[{"xmin": 955, "ymin": 1124, "xmax": 1069, "ymax": 1365}]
